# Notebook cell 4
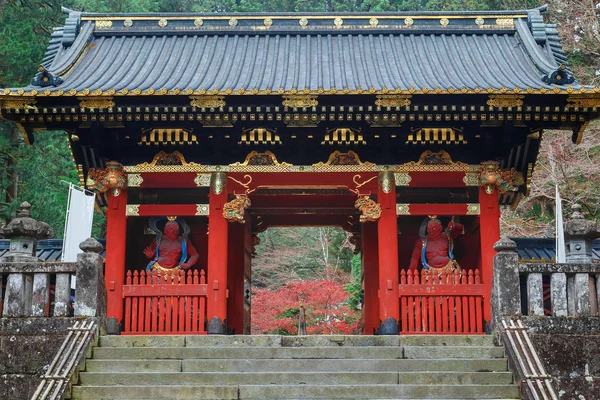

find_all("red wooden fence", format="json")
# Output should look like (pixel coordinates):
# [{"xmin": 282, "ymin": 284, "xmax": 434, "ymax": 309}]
[
  {"xmin": 122, "ymin": 269, "xmax": 207, "ymax": 335},
  {"xmin": 399, "ymin": 269, "xmax": 485, "ymax": 334}
]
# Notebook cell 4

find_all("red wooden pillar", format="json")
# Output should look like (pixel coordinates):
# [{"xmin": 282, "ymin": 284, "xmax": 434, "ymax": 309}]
[
  {"xmin": 207, "ymin": 173, "xmax": 228, "ymax": 334},
  {"xmin": 227, "ymin": 221, "xmax": 245, "ymax": 334},
  {"xmin": 479, "ymin": 186, "xmax": 500, "ymax": 330},
  {"xmin": 362, "ymin": 222, "xmax": 379, "ymax": 335},
  {"xmin": 105, "ymin": 191, "xmax": 128, "ymax": 334},
  {"xmin": 377, "ymin": 172, "xmax": 400, "ymax": 334}
]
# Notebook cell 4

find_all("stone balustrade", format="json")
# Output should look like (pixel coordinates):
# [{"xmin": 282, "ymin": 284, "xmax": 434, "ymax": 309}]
[
  {"xmin": 0, "ymin": 202, "xmax": 105, "ymax": 321},
  {"xmin": 492, "ymin": 204, "xmax": 600, "ymax": 329},
  {"xmin": 0, "ymin": 237, "xmax": 105, "ymax": 319},
  {"xmin": 519, "ymin": 262, "xmax": 600, "ymax": 317}
]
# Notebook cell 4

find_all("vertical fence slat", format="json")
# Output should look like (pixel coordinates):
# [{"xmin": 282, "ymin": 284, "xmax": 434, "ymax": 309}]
[
  {"xmin": 124, "ymin": 271, "xmax": 132, "ymax": 333},
  {"xmin": 131, "ymin": 271, "xmax": 139, "ymax": 333},
  {"xmin": 200, "ymin": 270, "xmax": 206, "ymax": 333}
]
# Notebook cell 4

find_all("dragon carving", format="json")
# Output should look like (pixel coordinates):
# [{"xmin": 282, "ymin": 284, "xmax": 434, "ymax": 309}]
[
  {"xmin": 223, "ymin": 194, "xmax": 251, "ymax": 223},
  {"xmin": 355, "ymin": 196, "xmax": 381, "ymax": 223}
]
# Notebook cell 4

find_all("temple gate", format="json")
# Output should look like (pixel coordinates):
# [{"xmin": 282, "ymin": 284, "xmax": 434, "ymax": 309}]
[{"xmin": 1, "ymin": 8, "xmax": 599, "ymax": 335}]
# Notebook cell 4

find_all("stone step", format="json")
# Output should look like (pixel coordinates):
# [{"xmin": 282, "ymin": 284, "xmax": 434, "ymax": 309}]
[
  {"xmin": 92, "ymin": 345, "xmax": 503, "ymax": 360},
  {"xmin": 84, "ymin": 359, "xmax": 183, "ymax": 373},
  {"xmin": 237, "ymin": 384, "xmax": 520, "ymax": 399},
  {"xmin": 71, "ymin": 384, "xmax": 519, "ymax": 399},
  {"xmin": 399, "ymin": 335, "xmax": 495, "ymax": 347},
  {"xmin": 180, "ymin": 358, "xmax": 509, "ymax": 373},
  {"xmin": 403, "ymin": 346, "xmax": 505, "ymax": 359},
  {"xmin": 71, "ymin": 385, "xmax": 237, "ymax": 400},
  {"xmin": 98, "ymin": 334, "xmax": 495, "ymax": 348},
  {"xmin": 92, "ymin": 346, "xmax": 404, "ymax": 360},
  {"xmin": 79, "ymin": 371, "xmax": 398, "ymax": 386},
  {"xmin": 79, "ymin": 371, "xmax": 514, "ymax": 386}
]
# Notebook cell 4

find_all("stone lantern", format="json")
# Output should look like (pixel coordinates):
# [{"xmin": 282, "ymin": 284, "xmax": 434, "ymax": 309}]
[
  {"xmin": 0, "ymin": 201, "xmax": 54, "ymax": 262},
  {"xmin": 564, "ymin": 204, "xmax": 600, "ymax": 264}
]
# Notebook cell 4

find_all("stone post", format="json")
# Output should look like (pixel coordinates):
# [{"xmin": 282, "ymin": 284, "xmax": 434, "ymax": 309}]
[
  {"xmin": 550, "ymin": 273, "xmax": 568, "ymax": 317},
  {"xmin": 491, "ymin": 237, "xmax": 521, "ymax": 332},
  {"xmin": 0, "ymin": 202, "xmax": 54, "ymax": 317},
  {"xmin": 75, "ymin": 238, "xmax": 106, "ymax": 322},
  {"xmin": 564, "ymin": 204, "xmax": 600, "ymax": 264},
  {"xmin": 564, "ymin": 204, "xmax": 599, "ymax": 315}
]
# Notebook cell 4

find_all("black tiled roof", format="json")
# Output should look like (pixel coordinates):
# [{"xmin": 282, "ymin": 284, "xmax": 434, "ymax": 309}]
[
  {"xmin": 512, "ymin": 238, "xmax": 600, "ymax": 262},
  {"xmin": 0, "ymin": 239, "xmax": 106, "ymax": 261},
  {"xmin": 9, "ymin": 7, "xmax": 585, "ymax": 95}
]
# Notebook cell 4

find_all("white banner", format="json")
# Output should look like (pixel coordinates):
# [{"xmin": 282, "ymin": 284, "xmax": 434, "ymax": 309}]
[{"xmin": 61, "ymin": 184, "xmax": 95, "ymax": 262}]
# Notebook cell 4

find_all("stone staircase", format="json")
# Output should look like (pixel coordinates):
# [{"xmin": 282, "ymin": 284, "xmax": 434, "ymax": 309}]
[{"xmin": 71, "ymin": 335, "xmax": 520, "ymax": 399}]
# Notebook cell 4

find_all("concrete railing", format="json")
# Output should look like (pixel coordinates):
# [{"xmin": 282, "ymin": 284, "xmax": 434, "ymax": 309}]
[
  {"xmin": 518, "ymin": 263, "xmax": 600, "ymax": 317},
  {"xmin": 0, "ymin": 238, "xmax": 105, "ymax": 320}
]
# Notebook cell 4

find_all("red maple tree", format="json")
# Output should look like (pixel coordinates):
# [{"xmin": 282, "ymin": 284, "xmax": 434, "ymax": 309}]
[{"xmin": 251, "ymin": 279, "xmax": 360, "ymax": 335}]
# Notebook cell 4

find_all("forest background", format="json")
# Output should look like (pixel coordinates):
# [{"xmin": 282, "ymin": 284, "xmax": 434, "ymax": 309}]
[{"xmin": 0, "ymin": 0, "xmax": 598, "ymax": 334}]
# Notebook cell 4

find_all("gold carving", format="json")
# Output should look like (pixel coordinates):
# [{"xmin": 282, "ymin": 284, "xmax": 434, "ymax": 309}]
[
  {"xmin": 87, "ymin": 161, "xmax": 127, "ymax": 196},
  {"xmin": 440, "ymin": 18, "xmax": 449, "ymax": 27},
  {"xmin": 223, "ymin": 194, "xmax": 251, "ymax": 223},
  {"xmin": 211, "ymin": 172, "xmax": 226, "ymax": 195},
  {"xmin": 126, "ymin": 204, "xmax": 140, "ymax": 216},
  {"xmin": 466, "ymin": 204, "xmax": 480, "ymax": 215},
  {"xmin": 397, "ymin": 150, "xmax": 476, "ymax": 172},
  {"xmin": 314, "ymin": 151, "xmax": 374, "ymax": 168},
  {"xmin": 194, "ymin": 18, "xmax": 203, "ymax": 27},
  {"xmin": 394, "ymin": 173, "xmax": 412, "ymax": 186},
  {"xmin": 124, "ymin": 19, "xmax": 133, "ymax": 27},
  {"xmin": 406, "ymin": 128, "xmax": 466, "ymax": 145},
  {"xmin": 1, "ymin": 97, "xmax": 37, "ymax": 110},
  {"xmin": 487, "ymin": 94, "xmax": 524, "ymax": 108},
  {"xmin": 158, "ymin": 18, "xmax": 167, "ymax": 27},
  {"xmin": 282, "ymin": 95, "xmax": 318, "ymax": 108},
  {"xmin": 196, "ymin": 204, "xmax": 209, "ymax": 216},
  {"xmin": 375, "ymin": 94, "xmax": 411, "ymax": 108},
  {"xmin": 396, "ymin": 204, "xmax": 410, "ymax": 215},
  {"xmin": 350, "ymin": 175, "xmax": 378, "ymax": 196},
  {"xmin": 194, "ymin": 174, "xmax": 211, "ymax": 187},
  {"xmin": 95, "ymin": 20, "xmax": 113, "ymax": 29},
  {"xmin": 480, "ymin": 161, "xmax": 519, "ymax": 195},
  {"xmin": 299, "ymin": 17, "xmax": 308, "ymax": 27},
  {"xmin": 189, "ymin": 95, "xmax": 225, "ymax": 108},
  {"xmin": 334, "ymin": 17, "xmax": 343, "ymax": 27},
  {"xmin": 463, "ymin": 173, "xmax": 480, "ymax": 186},
  {"xmin": 229, "ymin": 18, "xmax": 238, "ymax": 26},
  {"xmin": 127, "ymin": 173, "xmax": 143, "ymax": 187},
  {"xmin": 369, "ymin": 17, "xmax": 378, "ymax": 26},
  {"xmin": 322, "ymin": 128, "xmax": 364, "ymax": 145},
  {"xmin": 495, "ymin": 18, "xmax": 514, "ymax": 27},
  {"xmin": 355, "ymin": 196, "xmax": 381, "ymax": 223},
  {"xmin": 264, "ymin": 17, "xmax": 273, "ymax": 27},
  {"xmin": 475, "ymin": 17, "xmax": 484, "ymax": 26},
  {"xmin": 404, "ymin": 17, "xmax": 413, "ymax": 26},
  {"xmin": 231, "ymin": 151, "xmax": 291, "ymax": 168},
  {"xmin": 379, "ymin": 172, "xmax": 394, "ymax": 194},
  {"xmin": 138, "ymin": 151, "xmax": 199, "ymax": 169},
  {"xmin": 566, "ymin": 95, "xmax": 600, "ymax": 108},
  {"xmin": 139, "ymin": 128, "xmax": 197, "ymax": 145},
  {"xmin": 78, "ymin": 97, "xmax": 115, "ymax": 109}
]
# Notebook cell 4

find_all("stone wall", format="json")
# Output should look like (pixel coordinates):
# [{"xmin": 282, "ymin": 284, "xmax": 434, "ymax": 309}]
[
  {"xmin": 0, "ymin": 318, "xmax": 97, "ymax": 400},
  {"xmin": 526, "ymin": 317, "xmax": 600, "ymax": 400}
]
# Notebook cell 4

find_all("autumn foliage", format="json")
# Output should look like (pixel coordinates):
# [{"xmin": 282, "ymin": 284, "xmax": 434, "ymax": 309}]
[{"xmin": 251, "ymin": 279, "xmax": 360, "ymax": 335}]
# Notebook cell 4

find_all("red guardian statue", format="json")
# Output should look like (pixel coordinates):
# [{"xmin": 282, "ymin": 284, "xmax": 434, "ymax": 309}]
[
  {"xmin": 409, "ymin": 216, "xmax": 463, "ymax": 276},
  {"xmin": 144, "ymin": 217, "xmax": 199, "ymax": 272}
]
